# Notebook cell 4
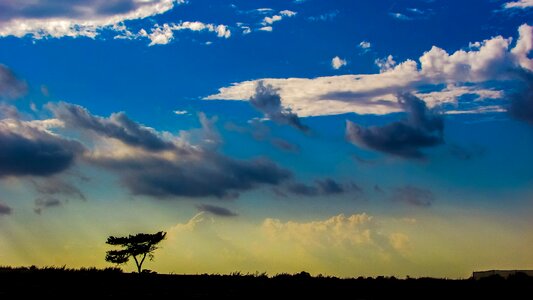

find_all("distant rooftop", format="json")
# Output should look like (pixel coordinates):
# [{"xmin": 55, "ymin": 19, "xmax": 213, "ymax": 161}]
[{"xmin": 472, "ymin": 270, "xmax": 533, "ymax": 279}]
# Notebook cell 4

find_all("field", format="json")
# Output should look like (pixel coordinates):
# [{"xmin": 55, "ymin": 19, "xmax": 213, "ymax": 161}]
[{"xmin": 1, "ymin": 266, "xmax": 532, "ymax": 299}]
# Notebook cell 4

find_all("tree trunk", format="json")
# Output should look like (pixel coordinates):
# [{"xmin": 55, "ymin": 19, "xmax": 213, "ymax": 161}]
[{"xmin": 133, "ymin": 255, "xmax": 142, "ymax": 273}]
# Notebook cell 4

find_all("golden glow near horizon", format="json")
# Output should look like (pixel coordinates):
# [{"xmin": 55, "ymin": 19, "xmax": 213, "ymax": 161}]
[{"xmin": 2, "ymin": 200, "xmax": 532, "ymax": 279}]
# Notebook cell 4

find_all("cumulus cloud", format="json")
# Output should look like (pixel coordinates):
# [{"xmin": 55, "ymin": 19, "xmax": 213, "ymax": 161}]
[
  {"xmin": 262, "ymin": 10, "xmax": 296, "ymax": 25},
  {"xmin": 0, "ymin": 201, "xmax": 12, "ymax": 216},
  {"xmin": 0, "ymin": 1, "xmax": 233, "ymax": 45},
  {"xmin": 196, "ymin": 204, "xmax": 238, "ymax": 217},
  {"xmin": 331, "ymin": 56, "xmax": 347, "ymax": 70},
  {"xmin": 503, "ymin": 0, "xmax": 533, "ymax": 9},
  {"xmin": 375, "ymin": 55, "xmax": 396, "ymax": 73},
  {"xmin": 262, "ymin": 213, "xmax": 375, "ymax": 244},
  {"xmin": 391, "ymin": 186, "xmax": 434, "ymax": 207},
  {"xmin": 0, "ymin": 65, "xmax": 27, "ymax": 99},
  {"xmin": 159, "ymin": 212, "xmax": 411, "ymax": 276},
  {"xmin": 346, "ymin": 93, "xmax": 444, "ymax": 159},
  {"xmin": 142, "ymin": 24, "xmax": 174, "ymax": 46},
  {"xmin": 206, "ymin": 24, "xmax": 533, "ymax": 117},
  {"xmin": 263, "ymin": 15, "xmax": 282, "ymax": 25},
  {"xmin": 0, "ymin": 0, "xmax": 186, "ymax": 39},
  {"xmin": 0, "ymin": 116, "xmax": 84, "ymax": 177},
  {"xmin": 250, "ymin": 81, "xmax": 309, "ymax": 132},
  {"xmin": 119, "ymin": 21, "xmax": 232, "ymax": 46}
]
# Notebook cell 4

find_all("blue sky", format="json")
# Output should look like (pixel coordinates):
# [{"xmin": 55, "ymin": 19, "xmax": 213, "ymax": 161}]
[{"xmin": 0, "ymin": 0, "xmax": 532, "ymax": 277}]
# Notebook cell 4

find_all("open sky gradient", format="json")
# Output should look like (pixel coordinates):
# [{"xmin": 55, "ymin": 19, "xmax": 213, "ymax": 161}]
[{"xmin": 0, "ymin": 0, "xmax": 532, "ymax": 278}]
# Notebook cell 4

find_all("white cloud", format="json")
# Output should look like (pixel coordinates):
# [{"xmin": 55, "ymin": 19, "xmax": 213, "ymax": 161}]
[
  {"xmin": 262, "ymin": 213, "xmax": 376, "ymax": 246},
  {"xmin": 122, "ymin": 21, "xmax": 232, "ymax": 46},
  {"xmin": 0, "ymin": 0, "xmax": 185, "ymax": 39},
  {"xmin": 173, "ymin": 110, "xmax": 189, "ymax": 115},
  {"xmin": 156, "ymin": 212, "xmax": 408, "ymax": 276},
  {"xmin": 504, "ymin": 0, "xmax": 533, "ymax": 9},
  {"xmin": 280, "ymin": 10, "xmax": 297, "ymax": 17},
  {"xmin": 264, "ymin": 15, "xmax": 283, "ymax": 25},
  {"xmin": 359, "ymin": 41, "xmax": 372, "ymax": 49},
  {"xmin": 446, "ymin": 105, "xmax": 507, "ymax": 115},
  {"xmin": 261, "ymin": 9, "xmax": 297, "ymax": 29},
  {"xmin": 415, "ymin": 85, "xmax": 503, "ymax": 109},
  {"xmin": 259, "ymin": 26, "xmax": 273, "ymax": 32},
  {"xmin": 206, "ymin": 24, "xmax": 532, "ymax": 116},
  {"xmin": 241, "ymin": 26, "xmax": 252, "ymax": 35},
  {"xmin": 389, "ymin": 12, "xmax": 412, "ymax": 21},
  {"xmin": 511, "ymin": 24, "xmax": 533, "ymax": 71},
  {"xmin": 0, "ymin": 1, "xmax": 232, "ymax": 44},
  {"xmin": 144, "ymin": 24, "xmax": 174, "ymax": 46},
  {"xmin": 254, "ymin": 8, "xmax": 274, "ymax": 13},
  {"xmin": 215, "ymin": 25, "xmax": 231, "ymax": 38},
  {"xmin": 375, "ymin": 55, "xmax": 397, "ymax": 73},
  {"xmin": 331, "ymin": 56, "xmax": 347, "ymax": 70}
]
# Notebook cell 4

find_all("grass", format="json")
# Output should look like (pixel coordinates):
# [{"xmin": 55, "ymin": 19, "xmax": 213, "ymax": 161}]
[{"xmin": 0, "ymin": 265, "xmax": 532, "ymax": 298}]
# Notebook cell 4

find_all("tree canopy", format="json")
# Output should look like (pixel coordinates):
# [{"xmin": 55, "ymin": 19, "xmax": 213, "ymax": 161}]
[{"xmin": 105, "ymin": 231, "xmax": 166, "ymax": 273}]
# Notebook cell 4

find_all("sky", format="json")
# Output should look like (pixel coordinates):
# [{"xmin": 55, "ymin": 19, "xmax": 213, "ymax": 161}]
[{"xmin": 0, "ymin": 0, "xmax": 532, "ymax": 278}]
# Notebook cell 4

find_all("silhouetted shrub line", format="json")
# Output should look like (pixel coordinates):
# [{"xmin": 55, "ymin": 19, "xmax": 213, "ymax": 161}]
[{"xmin": 1, "ymin": 266, "xmax": 532, "ymax": 298}]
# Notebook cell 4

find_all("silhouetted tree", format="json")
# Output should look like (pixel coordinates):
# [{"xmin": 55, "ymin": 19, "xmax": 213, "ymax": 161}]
[{"xmin": 105, "ymin": 231, "xmax": 166, "ymax": 273}]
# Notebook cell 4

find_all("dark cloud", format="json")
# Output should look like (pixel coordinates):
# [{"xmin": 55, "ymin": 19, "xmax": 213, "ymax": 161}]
[
  {"xmin": 92, "ymin": 153, "xmax": 291, "ymax": 199},
  {"xmin": 448, "ymin": 144, "xmax": 485, "ymax": 160},
  {"xmin": 346, "ymin": 93, "xmax": 444, "ymax": 159},
  {"xmin": 374, "ymin": 185, "xmax": 384, "ymax": 194},
  {"xmin": 1, "ymin": 102, "xmax": 292, "ymax": 200},
  {"xmin": 31, "ymin": 178, "xmax": 86, "ymax": 201},
  {"xmin": 286, "ymin": 178, "xmax": 361, "ymax": 197},
  {"xmin": 0, "ymin": 120, "xmax": 84, "ymax": 177},
  {"xmin": 316, "ymin": 179, "xmax": 344, "ymax": 194},
  {"xmin": 287, "ymin": 182, "xmax": 319, "ymax": 196},
  {"xmin": 0, "ymin": 64, "xmax": 27, "ymax": 99},
  {"xmin": 250, "ymin": 81, "xmax": 309, "ymax": 132},
  {"xmin": 391, "ymin": 186, "xmax": 434, "ymax": 207},
  {"xmin": 271, "ymin": 138, "xmax": 300, "ymax": 153},
  {"xmin": 508, "ymin": 71, "xmax": 533, "ymax": 124},
  {"xmin": 0, "ymin": 201, "xmax": 12, "ymax": 215},
  {"xmin": 34, "ymin": 197, "xmax": 62, "ymax": 214},
  {"xmin": 48, "ymin": 102, "xmax": 175, "ymax": 151},
  {"xmin": 196, "ymin": 204, "xmax": 238, "ymax": 217},
  {"xmin": 225, "ymin": 120, "xmax": 300, "ymax": 153},
  {"xmin": 59, "ymin": 105, "xmax": 294, "ymax": 199}
]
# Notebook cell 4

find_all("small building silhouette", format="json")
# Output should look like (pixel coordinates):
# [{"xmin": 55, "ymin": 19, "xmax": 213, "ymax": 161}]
[{"xmin": 472, "ymin": 270, "xmax": 533, "ymax": 279}]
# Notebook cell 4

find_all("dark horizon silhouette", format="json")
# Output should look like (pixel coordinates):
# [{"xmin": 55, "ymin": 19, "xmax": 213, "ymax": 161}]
[{"xmin": 0, "ymin": 265, "xmax": 532, "ymax": 298}]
